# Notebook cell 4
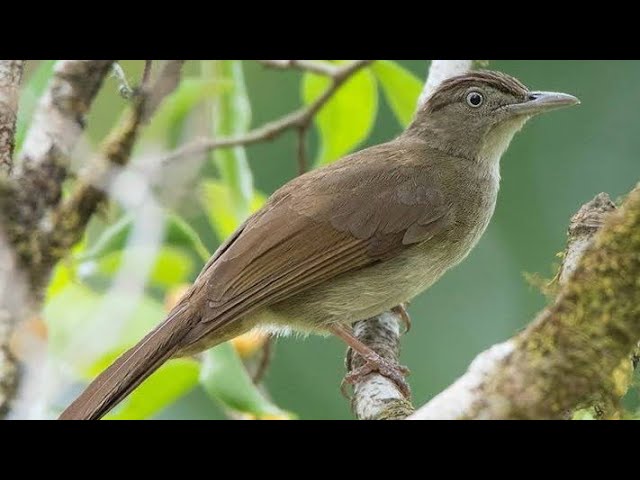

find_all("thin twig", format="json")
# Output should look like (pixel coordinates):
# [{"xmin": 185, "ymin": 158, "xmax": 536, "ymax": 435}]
[
  {"xmin": 251, "ymin": 337, "xmax": 273, "ymax": 385},
  {"xmin": 141, "ymin": 60, "xmax": 153, "ymax": 88},
  {"xmin": 418, "ymin": 60, "xmax": 474, "ymax": 108},
  {"xmin": 257, "ymin": 60, "xmax": 339, "ymax": 77},
  {"xmin": 295, "ymin": 127, "xmax": 308, "ymax": 175},
  {"xmin": 0, "ymin": 60, "xmax": 25, "ymax": 175},
  {"xmin": 143, "ymin": 60, "xmax": 184, "ymax": 122},
  {"xmin": 111, "ymin": 62, "xmax": 134, "ymax": 99},
  {"xmin": 159, "ymin": 60, "xmax": 372, "ymax": 166}
]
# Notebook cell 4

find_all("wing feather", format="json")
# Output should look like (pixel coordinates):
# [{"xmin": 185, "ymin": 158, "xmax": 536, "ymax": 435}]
[{"xmin": 183, "ymin": 140, "xmax": 450, "ymax": 346}]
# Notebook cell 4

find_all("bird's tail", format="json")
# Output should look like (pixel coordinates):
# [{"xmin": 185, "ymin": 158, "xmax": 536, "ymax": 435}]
[{"xmin": 59, "ymin": 304, "xmax": 196, "ymax": 420}]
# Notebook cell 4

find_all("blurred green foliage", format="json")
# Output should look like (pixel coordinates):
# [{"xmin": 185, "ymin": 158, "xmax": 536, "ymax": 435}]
[
  {"xmin": 23, "ymin": 60, "xmax": 640, "ymax": 419},
  {"xmin": 302, "ymin": 62, "xmax": 378, "ymax": 165}
]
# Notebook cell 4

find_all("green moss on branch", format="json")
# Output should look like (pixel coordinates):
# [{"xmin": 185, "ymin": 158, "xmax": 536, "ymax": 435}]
[{"xmin": 479, "ymin": 186, "xmax": 640, "ymax": 419}]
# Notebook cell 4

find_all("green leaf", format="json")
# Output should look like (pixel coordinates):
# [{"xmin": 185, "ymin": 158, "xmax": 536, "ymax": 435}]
[
  {"xmin": 80, "ymin": 212, "xmax": 210, "ymax": 263},
  {"xmin": 203, "ymin": 60, "xmax": 254, "ymax": 221},
  {"xmin": 105, "ymin": 358, "xmax": 200, "ymax": 420},
  {"xmin": 201, "ymin": 180, "xmax": 266, "ymax": 241},
  {"xmin": 140, "ymin": 77, "xmax": 228, "ymax": 149},
  {"xmin": 200, "ymin": 342, "xmax": 292, "ymax": 418},
  {"xmin": 302, "ymin": 62, "xmax": 378, "ymax": 165},
  {"xmin": 94, "ymin": 246, "xmax": 194, "ymax": 289},
  {"xmin": 372, "ymin": 60, "xmax": 422, "ymax": 127},
  {"xmin": 15, "ymin": 60, "xmax": 56, "ymax": 150},
  {"xmin": 45, "ymin": 262, "xmax": 75, "ymax": 302}
]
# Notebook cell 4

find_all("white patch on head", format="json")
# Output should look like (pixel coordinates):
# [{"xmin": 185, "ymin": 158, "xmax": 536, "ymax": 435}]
[{"xmin": 476, "ymin": 116, "xmax": 529, "ymax": 179}]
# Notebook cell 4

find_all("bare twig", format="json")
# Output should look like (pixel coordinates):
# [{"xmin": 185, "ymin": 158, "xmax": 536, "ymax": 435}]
[
  {"xmin": 141, "ymin": 60, "xmax": 153, "ymax": 88},
  {"xmin": 111, "ymin": 62, "xmax": 134, "ymax": 99},
  {"xmin": 410, "ymin": 189, "xmax": 640, "ymax": 420},
  {"xmin": 295, "ymin": 127, "xmax": 308, "ymax": 175},
  {"xmin": 159, "ymin": 60, "xmax": 372, "ymax": 166},
  {"xmin": 257, "ymin": 60, "xmax": 339, "ymax": 77},
  {"xmin": 418, "ymin": 60, "xmax": 474, "ymax": 108},
  {"xmin": 143, "ymin": 60, "xmax": 184, "ymax": 122},
  {"xmin": 0, "ymin": 60, "xmax": 25, "ymax": 175}
]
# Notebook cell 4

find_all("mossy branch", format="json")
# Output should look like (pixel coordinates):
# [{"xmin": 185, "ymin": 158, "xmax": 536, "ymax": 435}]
[
  {"xmin": 411, "ymin": 187, "xmax": 640, "ymax": 419},
  {"xmin": 0, "ymin": 60, "xmax": 25, "ymax": 175}
]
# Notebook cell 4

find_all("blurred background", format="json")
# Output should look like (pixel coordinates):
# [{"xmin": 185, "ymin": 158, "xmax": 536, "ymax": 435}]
[{"xmin": 23, "ymin": 60, "xmax": 640, "ymax": 419}]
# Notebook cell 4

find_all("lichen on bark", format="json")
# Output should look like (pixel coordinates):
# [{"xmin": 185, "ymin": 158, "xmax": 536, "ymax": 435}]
[{"xmin": 468, "ymin": 186, "xmax": 640, "ymax": 419}]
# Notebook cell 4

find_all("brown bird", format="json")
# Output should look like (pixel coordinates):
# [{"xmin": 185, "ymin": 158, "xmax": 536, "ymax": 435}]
[{"xmin": 59, "ymin": 70, "xmax": 579, "ymax": 420}]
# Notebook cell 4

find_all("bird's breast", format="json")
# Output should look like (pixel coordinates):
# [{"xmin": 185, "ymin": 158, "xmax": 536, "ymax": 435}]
[{"xmin": 442, "ymin": 167, "xmax": 500, "ymax": 265}]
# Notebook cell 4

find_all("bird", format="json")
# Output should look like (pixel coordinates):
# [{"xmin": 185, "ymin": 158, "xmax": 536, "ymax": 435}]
[{"xmin": 59, "ymin": 70, "xmax": 579, "ymax": 420}]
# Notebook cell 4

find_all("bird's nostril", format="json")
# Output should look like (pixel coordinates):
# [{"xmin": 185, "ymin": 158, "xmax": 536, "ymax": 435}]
[{"xmin": 528, "ymin": 93, "xmax": 539, "ymax": 101}]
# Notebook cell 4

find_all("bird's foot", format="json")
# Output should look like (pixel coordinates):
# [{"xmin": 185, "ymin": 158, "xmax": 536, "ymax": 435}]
[{"xmin": 341, "ymin": 352, "xmax": 411, "ymax": 398}]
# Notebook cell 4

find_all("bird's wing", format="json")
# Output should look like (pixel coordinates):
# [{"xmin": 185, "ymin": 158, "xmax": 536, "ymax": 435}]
[{"xmin": 186, "ymin": 140, "xmax": 451, "ymax": 341}]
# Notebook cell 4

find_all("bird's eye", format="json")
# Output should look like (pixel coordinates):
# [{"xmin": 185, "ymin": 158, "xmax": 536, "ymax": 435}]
[{"xmin": 466, "ymin": 91, "xmax": 484, "ymax": 108}]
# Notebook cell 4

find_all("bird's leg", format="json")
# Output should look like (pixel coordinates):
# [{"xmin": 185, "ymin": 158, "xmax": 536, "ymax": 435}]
[
  {"xmin": 251, "ymin": 336, "xmax": 273, "ymax": 384},
  {"xmin": 329, "ymin": 324, "xmax": 411, "ymax": 398}
]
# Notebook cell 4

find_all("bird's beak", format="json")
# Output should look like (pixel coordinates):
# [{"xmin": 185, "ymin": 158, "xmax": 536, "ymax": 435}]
[{"xmin": 506, "ymin": 91, "xmax": 580, "ymax": 116}]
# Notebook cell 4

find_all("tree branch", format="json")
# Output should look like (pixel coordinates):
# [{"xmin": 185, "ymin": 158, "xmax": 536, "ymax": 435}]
[
  {"xmin": 159, "ymin": 60, "xmax": 372, "ymax": 166},
  {"xmin": 0, "ymin": 60, "xmax": 114, "ymax": 417},
  {"xmin": 350, "ymin": 311, "xmax": 414, "ymax": 420},
  {"xmin": 0, "ymin": 60, "xmax": 25, "ymax": 175},
  {"xmin": 14, "ymin": 60, "xmax": 113, "ymax": 221},
  {"xmin": 257, "ymin": 60, "xmax": 339, "ymax": 77},
  {"xmin": 410, "ymin": 188, "xmax": 640, "ymax": 419},
  {"xmin": 418, "ymin": 60, "xmax": 474, "ymax": 108},
  {"xmin": 141, "ymin": 60, "xmax": 153, "ymax": 88},
  {"xmin": 295, "ymin": 126, "xmax": 308, "ymax": 175}
]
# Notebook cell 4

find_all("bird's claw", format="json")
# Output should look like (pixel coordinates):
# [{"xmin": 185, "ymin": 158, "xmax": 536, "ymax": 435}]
[{"xmin": 341, "ymin": 353, "xmax": 411, "ymax": 398}]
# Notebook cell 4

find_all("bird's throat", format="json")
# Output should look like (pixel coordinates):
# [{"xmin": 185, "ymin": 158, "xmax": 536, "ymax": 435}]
[{"xmin": 476, "ymin": 116, "xmax": 529, "ymax": 178}]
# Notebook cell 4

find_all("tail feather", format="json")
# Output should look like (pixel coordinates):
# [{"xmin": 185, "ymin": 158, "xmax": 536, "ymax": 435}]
[{"xmin": 59, "ymin": 305, "xmax": 195, "ymax": 420}]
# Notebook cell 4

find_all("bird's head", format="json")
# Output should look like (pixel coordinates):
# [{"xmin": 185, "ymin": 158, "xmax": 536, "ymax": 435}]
[{"xmin": 407, "ymin": 70, "xmax": 580, "ymax": 166}]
